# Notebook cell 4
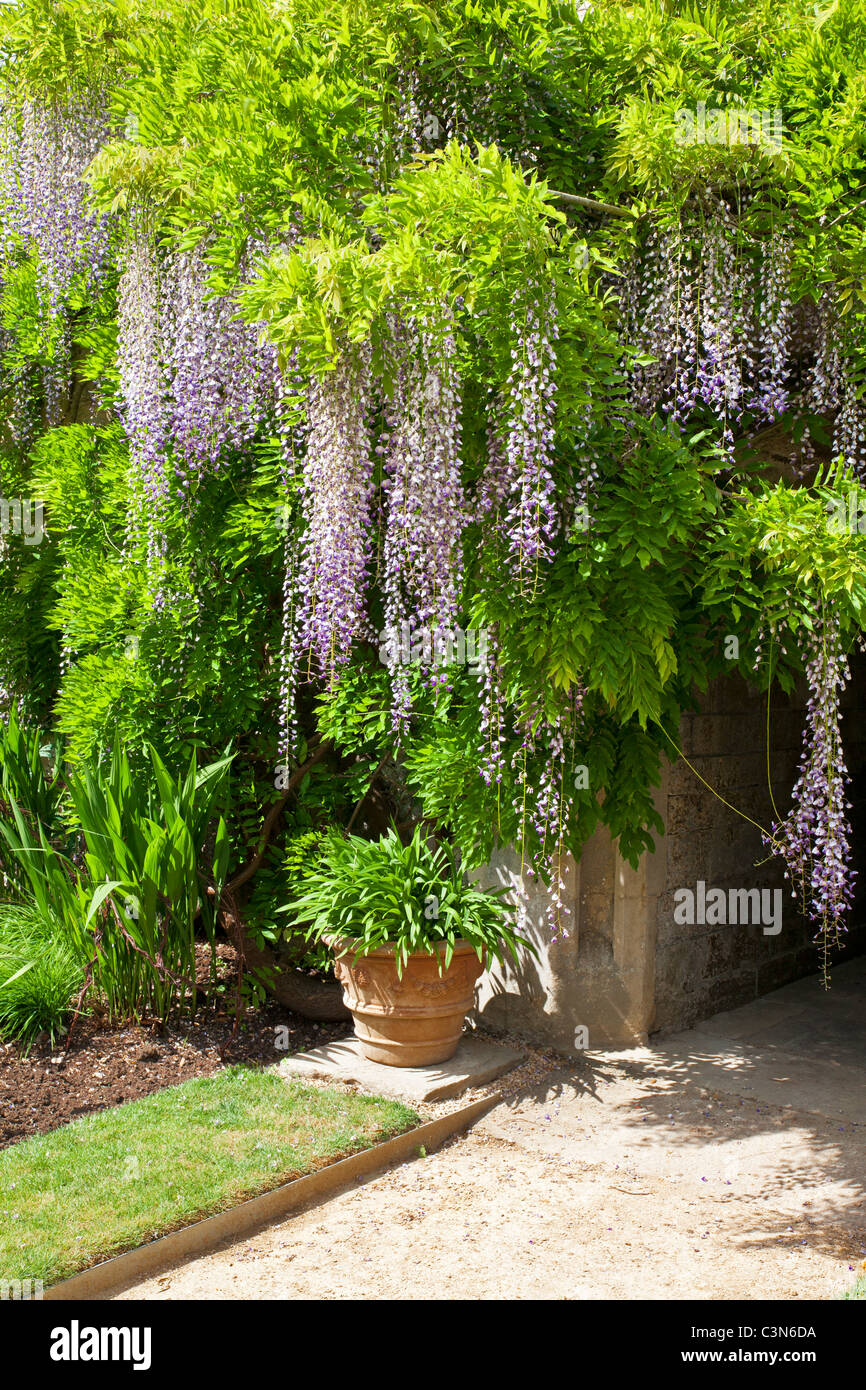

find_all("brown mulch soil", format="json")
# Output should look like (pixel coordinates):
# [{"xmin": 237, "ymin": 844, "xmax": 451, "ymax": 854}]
[{"xmin": 0, "ymin": 942, "xmax": 350, "ymax": 1150}]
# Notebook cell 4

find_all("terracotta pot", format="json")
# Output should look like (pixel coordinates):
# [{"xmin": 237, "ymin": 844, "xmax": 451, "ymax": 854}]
[{"xmin": 327, "ymin": 936, "xmax": 485, "ymax": 1067}]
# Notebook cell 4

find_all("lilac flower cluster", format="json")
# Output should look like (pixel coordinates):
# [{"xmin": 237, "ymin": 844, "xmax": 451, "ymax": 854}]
[
  {"xmin": 0, "ymin": 93, "xmax": 112, "ymax": 428},
  {"xmin": 529, "ymin": 720, "xmax": 571, "ymax": 940},
  {"xmin": 276, "ymin": 356, "xmax": 306, "ymax": 768},
  {"xmin": 3, "ymin": 360, "xmax": 42, "ymax": 450},
  {"xmin": 623, "ymin": 209, "xmax": 800, "ymax": 460},
  {"xmin": 0, "ymin": 108, "xmax": 21, "ymax": 270},
  {"xmin": 570, "ymin": 393, "xmax": 599, "ymax": 525},
  {"xmin": 622, "ymin": 223, "xmax": 682, "ymax": 416},
  {"xmin": 803, "ymin": 293, "xmax": 866, "ymax": 478},
  {"xmin": 477, "ymin": 623, "xmax": 504, "ymax": 788},
  {"xmin": 504, "ymin": 286, "xmax": 560, "ymax": 584},
  {"xmin": 698, "ymin": 218, "xmax": 747, "ymax": 462},
  {"xmin": 117, "ymin": 221, "xmax": 288, "ymax": 596},
  {"xmin": 625, "ymin": 209, "xmax": 866, "ymax": 479},
  {"xmin": 751, "ymin": 227, "xmax": 792, "ymax": 422},
  {"xmin": 11, "ymin": 93, "xmax": 112, "ymax": 312},
  {"xmin": 506, "ymin": 688, "xmax": 587, "ymax": 943},
  {"xmin": 765, "ymin": 611, "xmax": 857, "ymax": 964},
  {"xmin": 477, "ymin": 403, "xmax": 512, "ymax": 526}
]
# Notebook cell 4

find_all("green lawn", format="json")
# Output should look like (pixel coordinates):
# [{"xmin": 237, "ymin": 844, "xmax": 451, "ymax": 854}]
[{"xmin": 0, "ymin": 1066, "xmax": 418, "ymax": 1286}]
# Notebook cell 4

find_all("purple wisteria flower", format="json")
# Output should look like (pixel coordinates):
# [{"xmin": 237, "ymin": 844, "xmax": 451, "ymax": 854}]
[
  {"xmin": 765, "ymin": 611, "xmax": 857, "ymax": 965},
  {"xmin": 503, "ymin": 284, "xmax": 560, "ymax": 586},
  {"xmin": 381, "ymin": 311, "xmax": 466, "ymax": 729},
  {"xmin": 478, "ymin": 281, "xmax": 560, "ymax": 591},
  {"xmin": 804, "ymin": 293, "xmax": 866, "ymax": 478},
  {"xmin": 161, "ymin": 236, "xmax": 283, "ymax": 491},
  {"xmin": 622, "ymin": 206, "xmax": 805, "ymax": 460},
  {"xmin": 118, "ymin": 222, "xmax": 288, "ymax": 597},
  {"xmin": 0, "ymin": 91, "xmax": 113, "ymax": 425},
  {"xmin": 293, "ymin": 347, "xmax": 376, "ymax": 690},
  {"xmin": 117, "ymin": 212, "xmax": 170, "ymax": 582},
  {"xmin": 15, "ymin": 92, "xmax": 112, "ymax": 313},
  {"xmin": 750, "ymin": 227, "xmax": 792, "ymax": 422}
]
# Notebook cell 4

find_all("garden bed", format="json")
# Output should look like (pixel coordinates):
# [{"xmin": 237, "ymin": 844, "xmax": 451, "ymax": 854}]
[
  {"xmin": 0, "ymin": 1066, "xmax": 417, "ymax": 1286},
  {"xmin": 0, "ymin": 943, "xmax": 350, "ymax": 1150}
]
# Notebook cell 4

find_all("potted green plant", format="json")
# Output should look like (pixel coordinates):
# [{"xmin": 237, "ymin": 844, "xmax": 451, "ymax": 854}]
[{"xmin": 281, "ymin": 826, "xmax": 530, "ymax": 1067}]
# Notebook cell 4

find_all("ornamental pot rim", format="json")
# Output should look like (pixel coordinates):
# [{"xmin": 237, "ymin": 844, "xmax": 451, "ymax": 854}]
[{"xmin": 324, "ymin": 934, "xmax": 482, "ymax": 962}]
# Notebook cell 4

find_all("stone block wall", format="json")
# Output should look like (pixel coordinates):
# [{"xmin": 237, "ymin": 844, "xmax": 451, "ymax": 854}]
[
  {"xmin": 477, "ymin": 658, "xmax": 866, "ymax": 1049},
  {"xmin": 653, "ymin": 659, "xmax": 866, "ymax": 1033},
  {"xmin": 476, "ymin": 781, "xmax": 667, "ymax": 1050}
]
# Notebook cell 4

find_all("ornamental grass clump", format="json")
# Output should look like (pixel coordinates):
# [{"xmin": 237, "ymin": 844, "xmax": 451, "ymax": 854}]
[
  {"xmin": 0, "ymin": 903, "xmax": 83, "ymax": 1050},
  {"xmin": 282, "ymin": 825, "xmax": 531, "ymax": 974}
]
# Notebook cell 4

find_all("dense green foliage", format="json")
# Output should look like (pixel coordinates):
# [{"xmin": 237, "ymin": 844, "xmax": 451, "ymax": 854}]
[{"xmin": 0, "ymin": 0, "xmax": 863, "ymax": 1003}]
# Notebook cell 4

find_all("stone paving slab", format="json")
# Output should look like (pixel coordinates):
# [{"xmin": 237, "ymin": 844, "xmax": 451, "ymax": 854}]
[
  {"xmin": 626, "ymin": 956, "xmax": 866, "ymax": 1124},
  {"xmin": 598, "ymin": 1034, "xmax": 864, "ymax": 1124},
  {"xmin": 696, "ymin": 956, "xmax": 866, "ymax": 1043},
  {"xmin": 278, "ymin": 1034, "xmax": 526, "ymax": 1103}
]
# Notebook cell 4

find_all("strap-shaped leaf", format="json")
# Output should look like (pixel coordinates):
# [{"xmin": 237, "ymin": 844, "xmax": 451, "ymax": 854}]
[{"xmin": 85, "ymin": 880, "xmax": 124, "ymax": 927}]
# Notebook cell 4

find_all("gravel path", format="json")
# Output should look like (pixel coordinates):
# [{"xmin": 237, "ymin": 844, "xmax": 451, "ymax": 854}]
[{"xmin": 116, "ymin": 1036, "xmax": 866, "ymax": 1301}]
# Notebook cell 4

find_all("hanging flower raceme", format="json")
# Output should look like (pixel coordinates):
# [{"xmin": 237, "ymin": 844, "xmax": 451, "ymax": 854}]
[
  {"xmin": 0, "ymin": 105, "xmax": 23, "ymax": 271},
  {"xmin": 765, "ymin": 610, "xmax": 857, "ymax": 973},
  {"xmin": 508, "ymin": 702, "xmax": 579, "ymax": 943},
  {"xmin": 803, "ymin": 292, "xmax": 866, "ymax": 479},
  {"xmin": 477, "ymin": 404, "xmax": 512, "ymax": 527},
  {"xmin": 695, "ymin": 212, "xmax": 741, "ymax": 413},
  {"xmin": 478, "ymin": 281, "xmax": 559, "ymax": 592},
  {"xmin": 116, "ymin": 212, "xmax": 170, "ymax": 578},
  {"xmin": 118, "ymin": 218, "xmax": 291, "ymax": 600},
  {"xmin": 381, "ymin": 311, "xmax": 466, "ymax": 728},
  {"xmin": 293, "ymin": 347, "xmax": 376, "ymax": 691},
  {"xmin": 623, "ymin": 223, "xmax": 681, "ymax": 416},
  {"xmin": 275, "ymin": 355, "xmax": 306, "ymax": 769},
  {"xmin": 751, "ymin": 226, "xmax": 792, "ymax": 423},
  {"xmin": 0, "ymin": 92, "xmax": 112, "ymax": 427},
  {"xmin": 477, "ymin": 623, "xmax": 505, "ymax": 789},
  {"xmin": 163, "ymin": 237, "xmax": 283, "ymax": 493},
  {"xmin": 504, "ymin": 283, "xmax": 559, "ymax": 584},
  {"xmin": 623, "ymin": 207, "xmax": 802, "ymax": 457},
  {"xmin": 569, "ymin": 391, "xmax": 600, "ymax": 529},
  {"xmin": 15, "ymin": 92, "xmax": 113, "ymax": 313}
]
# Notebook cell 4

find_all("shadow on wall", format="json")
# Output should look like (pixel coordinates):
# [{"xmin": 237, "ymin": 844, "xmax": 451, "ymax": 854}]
[
  {"xmin": 472, "ymin": 839, "xmax": 659, "ymax": 1053},
  {"xmin": 472, "ymin": 843, "xmax": 569, "ymax": 1046}
]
